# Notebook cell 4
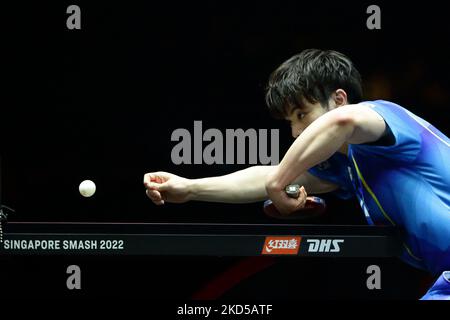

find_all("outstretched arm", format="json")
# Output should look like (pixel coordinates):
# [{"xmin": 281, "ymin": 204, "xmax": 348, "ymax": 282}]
[
  {"xmin": 144, "ymin": 166, "xmax": 338, "ymax": 205},
  {"xmin": 189, "ymin": 167, "xmax": 338, "ymax": 203},
  {"xmin": 265, "ymin": 104, "xmax": 386, "ymax": 214}
]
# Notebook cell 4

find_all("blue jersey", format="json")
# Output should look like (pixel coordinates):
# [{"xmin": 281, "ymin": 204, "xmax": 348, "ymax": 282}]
[
  {"xmin": 420, "ymin": 271, "xmax": 450, "ymax": 300},
  {"xmin": 308, "ymin": 100, "xmax": 450, "ymax": 275}
]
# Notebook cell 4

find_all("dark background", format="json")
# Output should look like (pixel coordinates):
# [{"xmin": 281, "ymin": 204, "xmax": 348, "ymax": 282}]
[{"xmin": 1, "ymin": 1, "xmax": 448, "ymax": 300}]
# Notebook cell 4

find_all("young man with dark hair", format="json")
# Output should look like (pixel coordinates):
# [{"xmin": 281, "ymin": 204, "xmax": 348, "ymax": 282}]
[{"xmin": 144, "ymin": 49, "xmax": 450, "ymax": 300}]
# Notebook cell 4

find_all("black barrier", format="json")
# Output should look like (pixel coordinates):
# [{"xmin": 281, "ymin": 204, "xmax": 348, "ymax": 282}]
[{"xmin": 0, "ymin": 222, "xmax": 402, "ymax": 257}]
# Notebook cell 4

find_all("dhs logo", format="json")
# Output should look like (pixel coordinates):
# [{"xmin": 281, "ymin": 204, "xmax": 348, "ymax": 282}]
[{"xmin": 306, "ymin": 239, "xmax": 344, "ymax": 253}]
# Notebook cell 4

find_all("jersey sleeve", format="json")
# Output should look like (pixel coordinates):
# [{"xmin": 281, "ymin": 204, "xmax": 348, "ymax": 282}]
[{"xmin": 354, "ymin": 100, "xmax": 422, "ymax": 162}]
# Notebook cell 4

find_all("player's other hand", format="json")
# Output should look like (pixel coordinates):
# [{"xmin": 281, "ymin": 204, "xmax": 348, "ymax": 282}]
[
  {"xmin": 265, "ymin": 171, "xmax": 308, "ymax": 215},
  {"xmin": 143, "ymin": 172, "xmax": 192, "ymax": 205},
  {"xmin": 268, "ymin": 185, "xmax": 308, "ymax": 216}
]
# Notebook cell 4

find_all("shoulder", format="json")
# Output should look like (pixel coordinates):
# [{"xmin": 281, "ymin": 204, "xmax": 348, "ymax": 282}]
[
  {"xmin": 338, "ymin": 102, "xmax": 385, "ymax": 121},
  {"xmin": 335, "ymin": 102, "xmax": 388, "ymax": 144}
]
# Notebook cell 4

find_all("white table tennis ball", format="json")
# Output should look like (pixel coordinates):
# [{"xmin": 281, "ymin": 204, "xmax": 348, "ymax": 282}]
[{"xmin": 79, "ymin": 180, "xmax": 96, "ymax": 197}]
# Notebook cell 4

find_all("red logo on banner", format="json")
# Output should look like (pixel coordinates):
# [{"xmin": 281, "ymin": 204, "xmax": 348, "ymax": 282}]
[{"xmin": 262, "ymin": 236, "xmax": 301, "ymax": 255}]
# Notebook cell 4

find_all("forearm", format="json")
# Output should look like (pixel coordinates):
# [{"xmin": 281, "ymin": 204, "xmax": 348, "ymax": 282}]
[
  {"xmin": 190, "ymin": 166, "xmax": 275, "ymax": 203},
  {"xmin": 267, "ymin": 110, "xmax": 355, "ymax": 191}
]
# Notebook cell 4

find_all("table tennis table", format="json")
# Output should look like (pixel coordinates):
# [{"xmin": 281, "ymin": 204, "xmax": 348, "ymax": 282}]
[{"xmin": 0, "ymin": 222, "xmax": 402, "ymax": 257}]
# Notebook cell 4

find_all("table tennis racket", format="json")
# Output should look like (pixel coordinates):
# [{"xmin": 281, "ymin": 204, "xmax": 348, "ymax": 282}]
[{"xmin": 263, "ymin": 184, "xmax": 326, "ymax": 220}]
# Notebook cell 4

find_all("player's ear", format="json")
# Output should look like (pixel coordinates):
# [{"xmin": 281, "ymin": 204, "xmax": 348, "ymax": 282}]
[{"xmin": 332, "ymin": 89, "xmax": 348, "ymax": 107}]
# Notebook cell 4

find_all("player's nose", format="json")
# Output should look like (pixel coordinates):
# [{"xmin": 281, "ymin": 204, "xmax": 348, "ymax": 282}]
[{"xmin": 291, "ymin": 128, "xmax": 302, "ymax": 139}]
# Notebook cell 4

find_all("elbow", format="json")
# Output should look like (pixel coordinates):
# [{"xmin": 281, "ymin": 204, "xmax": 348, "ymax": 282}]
[
  {"xmin": 264, "ymin": 166, "xmax": 285, "ymax": 194},
  {"xmin": 334, "ymin": 109, "xmax": 355, "ymax": 126},
  {"xmin": 332, "ymin": 109, "xmax": 356, "ymax": 137}
]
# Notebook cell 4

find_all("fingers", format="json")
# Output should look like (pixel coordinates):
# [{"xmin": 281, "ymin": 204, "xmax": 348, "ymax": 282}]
[
  {"xmin": 299, "ymin": 186, "xmax": 308, "ymax": 206},
  {"xmin": 144, "ymin": 172, "xmax": 172, "ymax": 205},
  {"xmin": 294, "ymin": 186, "xmax": 308, "ymax": 209},
  {"xmin": 143, "ymin": 172, "xmax": 170, "ymax": 188},
  {"xmin": 143, "ymin": 173, "xmax": 153, "ymax": 187},
  {"xmin": 143, "ymin": 173, "xmax": 160, "ymax": 186},
  {"xmin": 300, "ymin": 186, "xmax": 307, "ymax": 200},
  {"xmin": 144, "ymin": 181, "xmax": 170, "ymax": 193},
  {"xmin": 145, "ymin": 188, "xmax": 160, "ymax": 202},
  {"xmin": 146, "ymin": 189, "xmax": 165, "ymax": 205},
  {"xmin": 144, "ymin": 181, "xmax": 161, "ymax": 190}
]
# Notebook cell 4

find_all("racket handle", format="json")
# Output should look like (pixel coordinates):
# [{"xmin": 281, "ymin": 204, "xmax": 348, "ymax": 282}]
[{"xmin": 285, "ymin": 184, "xmax": 301, "ymax": 198}]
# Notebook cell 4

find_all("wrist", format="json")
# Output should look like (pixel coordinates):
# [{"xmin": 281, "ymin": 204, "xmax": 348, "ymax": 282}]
[{"xmin": 186, "ymin": 179, "xmax": 196, "ymax": 201}]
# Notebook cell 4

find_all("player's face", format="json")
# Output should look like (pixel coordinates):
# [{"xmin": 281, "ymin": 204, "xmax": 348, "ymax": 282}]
[{"xmin": 285, "ymin": 100, "xmax": 336, "ymax": 138}]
